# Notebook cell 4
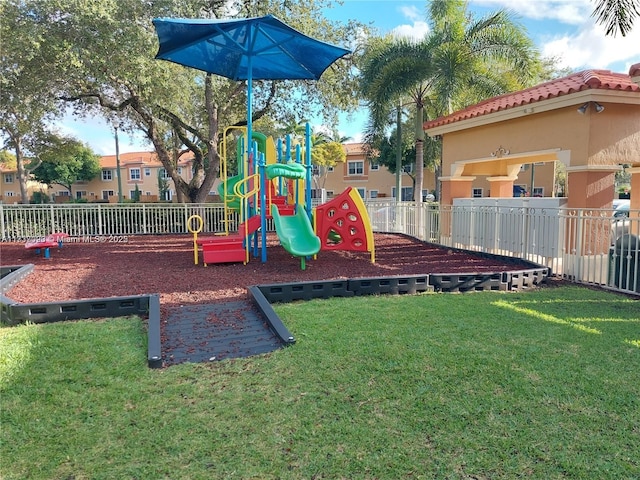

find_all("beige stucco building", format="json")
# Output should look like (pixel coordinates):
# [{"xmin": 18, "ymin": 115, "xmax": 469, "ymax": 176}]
[
  {"xmin": 1, "ymin": 151, "xmax": 198, "ymax": 203},
  {"xmin": 424, "ymin": 65, "xmax": 640, "ymax": 214},
  {"xmin": 0, "ymin": 167, "xmax": 46, "ymax": 204},
  {"xmin": 318, "ymin": 143, "xmax": 436, "ymax": 201}
]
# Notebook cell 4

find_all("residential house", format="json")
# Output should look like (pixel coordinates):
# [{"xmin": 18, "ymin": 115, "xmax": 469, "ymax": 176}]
[
  {"xmin": 316, "ymin": 143, "xmax": 437, "ymax": 201},
  {"xmin": 3, "ymin": 143, "xmax": 438, "ymax": 204},
  {"xmin": 46, "ymin": 151, "xmax": 197, "ymax": 202},
  {"xmin": 0, "ymin": 164, "xmax": 49, "ymax": 204}
]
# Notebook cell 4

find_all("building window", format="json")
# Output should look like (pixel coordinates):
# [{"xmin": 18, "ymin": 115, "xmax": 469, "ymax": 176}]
[
  {"xmin": 326, "ymin": 190, "xmax": 334, "ymax": 198},
  {"xmin": 3, "ymin": 173, "xmax": 14, "ymax": 184},
  {"xmin": 356, "ymin": 188, "xmax": 366, "ymax": 198},
  {"xmin": 58, "ymin": 191, "xmax": 70, "ymax": 197},
  {"xmin": 129, "ymin": 168, "xmax": 141, "ymax": 181},
  {"xmin": 161, "ymin": 190, "xmax": 173, "ymax": 201},
  {"xmin": 370, "ymin": 190, "xmax": 379, "ymax": 199},
  {"xmin": 348, "ymin": 161, "xmax": 364, "ymax": 176},
  {"xmin": 144, "ymin": 167, "xmax": 151, "ymax": 177},
  {"xmin": 102, "ymin": 170, "xmax": 112, "ymax": 181},
  {"xmin": 312, "ymin": 165, "xmax": 320, "ymax": 176},
  {"xmin": 397, "ymin": 186, "xmax": 412, "ymax": 201},
  {"xmin": 102, "ymin": 190, "xmax": 114, "ymax": 200},
  {"xmin": 5, "ymin": 191, "xmax": 14, "ymax": 197},
  {"xmin": 472, "ymin": 188, "xmax": 483, "ymax": 198},
  {"xmin": 327, "ymin": 166, "xmax": 334, "ymax": 172},
  {"xmin": 76, "ymin": 191, "xmax": 87, "ymax": 199},
  {"xmin": 177, "ymin": 167, "xmax": 183, "ymax": 175},
  {"xmin": 403, "ymin": 164, "xmax": 413, "ymax": 174},
  {"xmin": 532, "ymin": 187, "xmax": 544, "ymax": 197},
  {"xmin": 159, "ymin": 168, "xmax": 170, "ymax": 180},
  {"xmin": 370, "ymin": 163, "xmax": 379, "ymax": 171},
  {"xmin": 130, "ymin": 190, "xmax": 142, "ymax": 200}
]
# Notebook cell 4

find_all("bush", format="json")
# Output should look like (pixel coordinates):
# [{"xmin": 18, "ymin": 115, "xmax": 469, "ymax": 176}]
[{"xmin": 30, "ymin": 191, "xmax": 50, "ymax": 204}]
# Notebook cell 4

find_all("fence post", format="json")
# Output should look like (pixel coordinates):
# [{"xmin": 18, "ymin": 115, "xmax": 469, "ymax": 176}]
[
  {"xmin": 0, "ymin": 203, "xmax": 5, "ymax": 241},
  {"xmin": 574, "ymin": 209, "xmax": 584, "ymax": 281},
  {"xmin": 49, "ymin": 204, "xmax": 55, "ymax": 234},
  {"xmin": 97, "ymin": 203, "xmax": 103, "ymax": 236},
  {"xmin": 142, "ymin": 203, "xmax": 147, "ymax": 235},
  {"xmin": 522, "ymin": 201, "xmax": 530, "ymax": 259}
]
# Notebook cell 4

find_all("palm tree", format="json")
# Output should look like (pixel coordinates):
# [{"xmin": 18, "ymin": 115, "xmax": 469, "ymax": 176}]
[
  {"xmin": 360, "ymin": 37, "xmax": 434, "ymax": 201},
  {"xmin": 425, "ymin": 0, "xmax": 539, "ymax": 197},
  {"xmin": 426, "ymin": 0, "xmax": 538, "ymax": 117},
  {"xmin": 360, "ymin": 0, "xmax": 539, "ymax": 201}
]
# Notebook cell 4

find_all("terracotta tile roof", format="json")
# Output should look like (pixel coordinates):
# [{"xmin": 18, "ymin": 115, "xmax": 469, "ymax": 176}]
[
  {"xmin": 99, "ymin": 151, "xmax": 193, "ymax": 169},
  {"xmin": 424, "ymin": 67, "xmax": 640, "ymax": 130},
  {"xmin": 343, "ymin": 142, "xmax": 366, "ymax": 156}
]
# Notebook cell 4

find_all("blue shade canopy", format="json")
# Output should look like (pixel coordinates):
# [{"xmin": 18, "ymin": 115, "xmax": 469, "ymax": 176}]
[{"xmin": 152, "ymin": 15, "xmax": 351, "ymax": 81}]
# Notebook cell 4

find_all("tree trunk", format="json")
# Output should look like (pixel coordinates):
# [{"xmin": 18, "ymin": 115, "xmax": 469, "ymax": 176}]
[
  {"xmin": 414, "ymin": 104, "xmax": 424, "ymax": 203},
  {"xmin": 194, "ymin": 74, "xmax": 220, "ymax": 204},
  {"xmin": 13, "ymin": 138, "xmax": 29, "ymax": 204}
]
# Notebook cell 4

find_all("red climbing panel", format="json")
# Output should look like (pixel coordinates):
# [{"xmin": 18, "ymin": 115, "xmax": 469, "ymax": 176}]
[{"xmin": 315, "ymin": 187, "xmax": 371, "ymax": 253}]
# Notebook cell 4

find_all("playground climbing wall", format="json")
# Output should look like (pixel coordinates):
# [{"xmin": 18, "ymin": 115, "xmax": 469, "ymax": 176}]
[{"xmin": 315, "ymin": 187, "xmax": 375, "ymax": 263}]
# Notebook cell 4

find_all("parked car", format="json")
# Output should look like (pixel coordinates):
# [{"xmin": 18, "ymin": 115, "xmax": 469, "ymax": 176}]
[
  {"xmin": 614, "ymin": 202, "xmax": 630, "ymax": 218},
  {"xmin": 613, "ymin": 199, "xmax": 630, "ymax": 211},
  {"xmin": 611, "ymin": 203, "xmax": 631, "ymax": 244}
]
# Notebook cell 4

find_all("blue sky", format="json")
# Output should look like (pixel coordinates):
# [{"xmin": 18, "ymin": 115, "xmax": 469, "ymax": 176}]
[{"xmin": 57, "ymin": 0, "xmax": 640, "ymax": 154}]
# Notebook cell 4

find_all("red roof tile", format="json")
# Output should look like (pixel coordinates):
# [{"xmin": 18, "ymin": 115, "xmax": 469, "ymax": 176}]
[
  {"xmin": 99, "ymin": 151, "xmax": 193, "ymax": 169},
  {"xmin": 343, "ymin": 142, "xmax": 365, "ymax": 155},
  {"xmin": 424, "ymin": 68, "xmax": 640, "ymax": 130}
]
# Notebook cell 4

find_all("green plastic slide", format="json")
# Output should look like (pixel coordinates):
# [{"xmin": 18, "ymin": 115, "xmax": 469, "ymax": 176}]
[
  {"xmin": 271, "ymin": 205, "xmax": 321, "ymax": 258},
  {"xmin": 217, "ymin": 174, "xmax": 243, "ymax": 210},
  {"xmin": 266, "ymin": 162, "xmax": 306, "ymax": 180}
]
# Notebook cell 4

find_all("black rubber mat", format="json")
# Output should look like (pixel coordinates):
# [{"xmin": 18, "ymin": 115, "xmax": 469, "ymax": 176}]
[{"xmin": 161, "ymin": 300, "xmax": 282, "ymax": 366}]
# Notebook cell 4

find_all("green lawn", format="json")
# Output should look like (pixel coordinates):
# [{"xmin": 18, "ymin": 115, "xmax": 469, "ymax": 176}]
[{"xmin": 1, "ymin": 285, "xmax": 638, "ymax": 479}]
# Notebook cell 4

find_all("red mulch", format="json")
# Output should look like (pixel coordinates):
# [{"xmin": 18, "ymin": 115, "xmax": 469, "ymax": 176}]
[{"xmin": 2, "ymin": 233, "xmax": 531, "ymax": 307}]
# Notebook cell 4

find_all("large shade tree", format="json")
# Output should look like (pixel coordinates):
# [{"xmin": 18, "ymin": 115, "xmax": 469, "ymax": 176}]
[
  {"xmin": 5, "ymin": 0, "xmax": 364, "ymax": 203},
  {"xmin": 0, "ymin": 0, "xmax": 69, "ymax": 203},
  {"xmin": 360, "ymin": 0, "xmax": 540, "ymax": 201},
  {"xmin": 31, "ymin": 136, "xmax": 101, "ymax": 198}
]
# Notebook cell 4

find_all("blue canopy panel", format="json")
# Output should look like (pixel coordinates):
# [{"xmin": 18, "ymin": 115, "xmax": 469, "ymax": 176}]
[{"xmin": 152, "ymin": 15, "xmax": 351, "ymax": 81}]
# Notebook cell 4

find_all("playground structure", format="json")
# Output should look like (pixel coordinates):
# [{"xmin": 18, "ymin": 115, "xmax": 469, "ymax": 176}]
[
  {"xmin": 24, "ymin": 233, "xmax": 69, "ymax": 259},
  {"xmin": 188, "ymin": 124, "xmax": 374, "ymax": 269}
]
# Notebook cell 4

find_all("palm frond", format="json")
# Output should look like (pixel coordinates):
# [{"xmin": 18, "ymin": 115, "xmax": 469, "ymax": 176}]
[{"xmin": 592, "ymin": 0, "xmax": 640, "ymax": 37}]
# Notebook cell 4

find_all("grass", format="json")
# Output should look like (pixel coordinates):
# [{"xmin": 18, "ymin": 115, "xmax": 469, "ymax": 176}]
[{"xmin": 1, "ymin": 285, "xmax": 639, "ymax": 479}]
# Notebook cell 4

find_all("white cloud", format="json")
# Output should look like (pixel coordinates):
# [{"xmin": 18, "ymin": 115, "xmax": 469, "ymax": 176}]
[
  {"xmin": 542, "ymin": 23, "xmax": 640, "ymax": 72},
  {"xmin": 470, "ymin": 0, "xmax": 640, "ymax": 73},
  {"xmin": 391, "ymin": 21, "xmax": 429, "ymax": 39},
  {"xmin": 389, "ymin": 3, "xmax": 430, "ymax": 39},
  {"xmin": 470, "ymin": 0, "xmax": 591, "ymax": 24},
  {"xmin": 398, "ymin": 5, "xmax": 422, "ymax": 22}
]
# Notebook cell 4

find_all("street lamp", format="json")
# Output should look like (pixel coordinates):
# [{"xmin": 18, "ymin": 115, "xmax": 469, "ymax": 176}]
[{"xmin": 114, "ymin": 124, "xmax": 124, "ymax": 203}]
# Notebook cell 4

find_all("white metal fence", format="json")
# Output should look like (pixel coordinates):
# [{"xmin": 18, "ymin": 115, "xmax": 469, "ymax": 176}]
[
  {"xmin": 2, "ymin": 201, "xmax": 639, "ymax": 295},
  {"xmin": 366, "ymin": 199, "xmax": 639, "ymax": 296}
]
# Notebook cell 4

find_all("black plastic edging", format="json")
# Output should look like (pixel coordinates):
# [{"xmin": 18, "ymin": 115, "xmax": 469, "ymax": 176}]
[
  {"xmin": 7, "ymin": 294, "xmax": 151, "ymax": 325},
  {"xmin": 1, "ymin": 264, "xmax": 34, "ymax": 297},
  {"xmin": 348, "ymin": 275, "xmax": 432, "ymax": 296},
  {"xmin": 428, "ymin": 272, "xmax": 507, "ymax": 292},
  {"xmin": 248, "ymin": 286, "xmax": 295, "ymax": 344},
  {"xmin": 257, "ymin": 279, "xmax": 353, "ymax": 303},
  {"xmin": 147, "ymin": 294, "xmax": 162, "ymax": 368}
]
